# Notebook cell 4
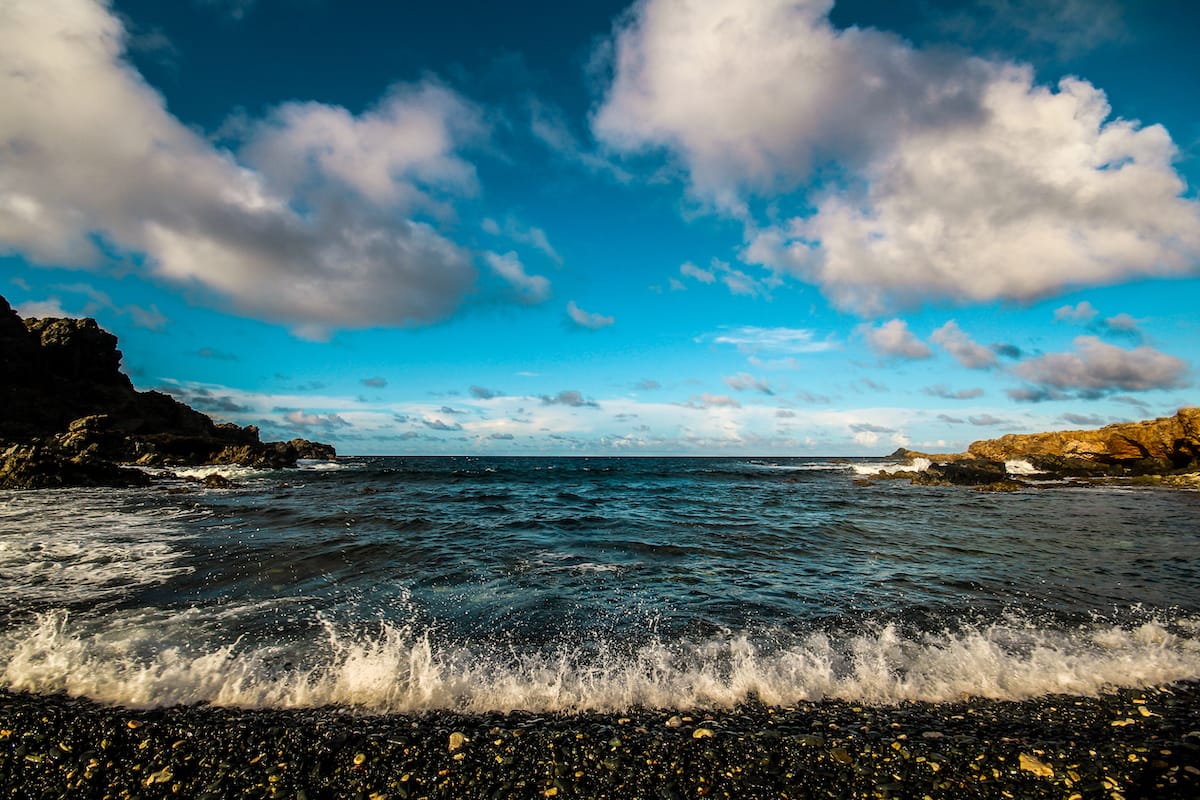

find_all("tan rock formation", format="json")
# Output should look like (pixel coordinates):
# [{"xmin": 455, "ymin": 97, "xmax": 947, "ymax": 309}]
[{"xmin": 967, "ymin": 408, "xmax": 1200, "ymax": 470}]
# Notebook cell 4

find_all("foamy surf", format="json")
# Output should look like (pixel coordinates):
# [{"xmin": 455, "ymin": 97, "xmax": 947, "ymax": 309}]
[
  {"xmin": 3, "ymin": 608, "xmax": 1196, "ymax": 713},
  {"xmin": 851, "ymin": 457, "xmax": 931, "ymax": 476}
]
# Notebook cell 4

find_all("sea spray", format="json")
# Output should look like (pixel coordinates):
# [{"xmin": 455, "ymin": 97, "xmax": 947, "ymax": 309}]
[{"xmin": 3, "ymin": 608, "xmax": 1197, "ymax": 712}]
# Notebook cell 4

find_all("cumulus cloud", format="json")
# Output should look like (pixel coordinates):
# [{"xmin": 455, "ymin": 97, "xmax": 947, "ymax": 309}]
[
  {"xmin": 15, "ymin": 284, "xmax": 168, "ymax": 330},
  {"xmin": 1011, "ymin": 336, "xmax": 1189, "ymax": 399},
  {"xmin": 281, "ymin": 409, "xmax": 352, "ymax": 430},
  {"xmin": 923, "ymin": 384, "xmax": 985, "ymax": 400},
  {"xmin": 861, "ymin": 319, "xmax": 932, "ymax": 360},
  {"xmin": 1097, "ymin": 312, "xmax": 1144, "ymax": 343},
  {"xmin": 158, "ymin": 385, "xmax": 247, "ymax": 415},
  {"xmin": 681, "ymin": 394, "xmax": 741, "ymax": 409},
  {"xmin": 1054, "ymin": 301, "xmax": 1099, "ymax": 323},
  {"xmin": 481, "ymin": 215, "xmax": 563, "ymax": 264},
  {"xmin": 361, "ymin": 376, "xmax": 388, "ymax": 388},
  {"xmin": 992, "ymin": 343, "xmax": 1023, "ymax": 360},
  {"xmin": 635, "ymin": 379, "xmax": 661, "ymax": 391},
  {"xmin": 937, "ymin": 414, "xmax": 965, "ymax": 424},
  {"xmin": 723, "ymin": 372, "xmax": 773, "ymax": 395},
  {"xmin": 484, "ymin": 251, "xmax": 552, "ymax": 304},
  {"xmin": 931, "ymin": 321, "xmax": 997, "ymax": 369},
  {"xmin": 422, "ymin": 418, "xmax": 463, "ymax": 432},
  {"xmin": 566, "ymin": 300, "xmax": 615, "ymax": 330},
  {"xmin": 596, "ymin": 0, "xmax": 1200, "ymax": 315},
  {"xmin": 14, "ymin": 298, "xmax": 74, "ymax": 319},
  {"xmin": 0, "ymin": 0, "xmax": 488, "ymax": 334},
  {"xmin": 968, "ymin": 414, "xmax": 1008, "ymax": 426},
  {"xmin": 678, "ymin": 258, "xmax": 766, "ymax": 297},
  {"xmin": 679, "ymin": 261, "xmax": 715, "ymax": 284},
  {"xmin": 850, "ymin": 422, "xmax": 894, "ymax": 434},
  {"xmin": 540, "ymin": 390, "xmax": 599, "ymax": 408},
  {"xmin": 469, "ymin": 385, "xmax": 502, "ymax": 400}
]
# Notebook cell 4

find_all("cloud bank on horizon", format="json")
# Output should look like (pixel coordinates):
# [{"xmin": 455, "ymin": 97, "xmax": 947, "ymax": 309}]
[{"xmin": 1, "ymin": 0, "xmax": 1197, "ymax": 454}]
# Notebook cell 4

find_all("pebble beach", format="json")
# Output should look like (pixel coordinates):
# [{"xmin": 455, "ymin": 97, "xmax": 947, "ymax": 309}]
[{"xmin": 3, "ymin": 682, "xmax": 1199, "ymax": 799}]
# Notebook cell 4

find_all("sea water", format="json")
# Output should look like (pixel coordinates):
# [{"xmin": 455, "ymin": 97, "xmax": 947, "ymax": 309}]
[{"xmin": 1, "ymin": 457, "xmax": 1197, "ymax": 712}]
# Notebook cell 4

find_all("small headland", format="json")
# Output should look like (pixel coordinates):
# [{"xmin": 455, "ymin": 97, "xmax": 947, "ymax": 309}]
[
  {"xmin": 860, "ymin": 408, "xmax": 1200, "ymax": 491},
  {"xmin": 0, "ymin": 295, "xmax": 334, "ymax": 489}
]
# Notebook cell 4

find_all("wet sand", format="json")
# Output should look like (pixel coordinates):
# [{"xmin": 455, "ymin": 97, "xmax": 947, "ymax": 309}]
[{"xmin": 2, "ymin": 682, "xmax": 1198, "ymax": 799}]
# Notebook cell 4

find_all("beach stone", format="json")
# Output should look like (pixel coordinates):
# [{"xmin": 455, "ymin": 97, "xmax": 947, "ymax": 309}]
[{"xmin": 1019, "ymin": 752, "xmax": 1054, "ymax": 777}]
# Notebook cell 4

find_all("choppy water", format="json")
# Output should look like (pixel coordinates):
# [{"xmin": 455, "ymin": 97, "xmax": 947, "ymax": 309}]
[{"xmin": 1, "ymin": 457, "xmax": 1198, "ymax": 712}]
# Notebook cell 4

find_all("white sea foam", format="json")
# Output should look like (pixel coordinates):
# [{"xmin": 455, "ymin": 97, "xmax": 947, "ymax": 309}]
[
  {"xmin": 297, "ymin": 459, "xmax": 348, "ymax": 471},
  {"xmin": 3, "ymin": 609, "xmax": 1196, "ymax": 713},
  {"xmin": 852, "ymin": 458, "xmax": 931, "ymax": 476},
  {"xmin": 1005, "ymin": 459, "xmax": 1043, "ymax": 476},
  {"xmin": 0, "ymin": 491, "xmax": 195, "ymax": 606},
  {"xmin": 139, "ymin": 464, "xmax": 271, "ymax": 482}
]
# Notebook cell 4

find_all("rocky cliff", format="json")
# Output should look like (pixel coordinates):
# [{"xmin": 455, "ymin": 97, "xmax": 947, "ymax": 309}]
[
  {"xmin": 0, "ymin": 295, "xmax": 334, "ymax": 489},
  {"xmin": 876, "ymin": 408, "xmax": 1199, "ymax": 490},
  {"xmin": 967, "ymin": 408, "xmax": 1200, "ymax": 474}
]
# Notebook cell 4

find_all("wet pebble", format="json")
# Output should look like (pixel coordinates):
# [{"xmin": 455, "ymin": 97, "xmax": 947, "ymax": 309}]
[{"xmin": 2, "ymin": 683, "xmax": 1200, "ymax": 799}]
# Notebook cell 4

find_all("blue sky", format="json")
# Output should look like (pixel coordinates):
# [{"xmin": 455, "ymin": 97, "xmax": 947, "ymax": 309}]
[{"xmin": 2, "ymin": 0, "xmax": 1198, "ymax": 455}]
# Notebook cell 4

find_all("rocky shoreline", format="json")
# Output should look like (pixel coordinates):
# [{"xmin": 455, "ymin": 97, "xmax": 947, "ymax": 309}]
[
  {"xmin": 2, "ymin": 683, "xmax": 1198, "ymax": 799},
  {"xmin": 0, "ymin": 295, "xmax": 333, "ymax": 489},
  {"xmin": 866, "ymin": 409, "xmax": 1200, "ymax": 491}
]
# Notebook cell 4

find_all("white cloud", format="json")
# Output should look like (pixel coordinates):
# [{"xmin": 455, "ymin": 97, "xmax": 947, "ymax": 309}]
[
  {"xmin": 1054, "ymin": 301, "xmax": 1099, "ymax": 323},
  {"xmin": 15, "ymin": 283, "xmax": 168, "ymax": 330},
  {"xmin": 596, "ymin": 0, "xmax": 1200, "ymax": 315},
  {"xmin": 0, "ymin": 0, "xmax": 486, "ymax": 334},
  {"xmin": 680, "ymin": 261, "xmax": 716, "ymax": 284},
  {"xmin": 14, "ymin": 298, "xmax": 75, "ymax": 319},
  {"xmin": 930, "ymin": 320, "xmax": 997, "ymax": 369},
  {"xmin": 481, "ymin": 214, "xmax": 563, "ymax": 264},
  {"xmin": 566, "ymin": 300, "xmax": 615, "ymax": 329},
  {"xmin": 1012, "ymin": 336, "xmax": 1189, "ymax": 398},
  {"xmin": 705, "ymin": 325, "xmax": 836, "ymax": 354},
  {"xmin": 678, "ymin": 258, "xmax": 767, "ymax": 296},
  {"xmin": 860, "ymin": 319, "xmax": 932, "ymax": 360},
  {"xmin": 282, "ymin": 410, "xmax": 352, "ymax": 430},
  {"xmin": 484, "ymin": 251, "xmax": 551, "ymax": 303},
  {"xmin": 723, "ymin": 372, "xmax": 773, "ymax": 395}
]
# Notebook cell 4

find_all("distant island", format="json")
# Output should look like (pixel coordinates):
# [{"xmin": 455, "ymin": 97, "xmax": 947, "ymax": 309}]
[
  {"xmin": 873, "ymin": 408, "xmax": 1200, "ymax": 490},
  {"xmin": 0, "ymin": 295, "xmax": 333, "ymax": 490}
]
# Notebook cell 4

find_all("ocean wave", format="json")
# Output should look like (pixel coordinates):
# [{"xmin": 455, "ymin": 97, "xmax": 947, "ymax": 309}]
[
  {"xmin": 851, "ymin": 457, "xmax": 931, "ymax": 476},
  {"xmin": 0, "ymin": 491, "xmax": 195, "ymax": 607},
  {"xmin": 3, "ymin": 609, "xmax": 1196, "ymax": 713}
]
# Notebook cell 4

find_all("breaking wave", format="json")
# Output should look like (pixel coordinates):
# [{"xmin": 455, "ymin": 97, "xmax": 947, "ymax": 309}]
[{"xmin": 3, "ymin": 608, "xmax": 1196, "ymax": 713}]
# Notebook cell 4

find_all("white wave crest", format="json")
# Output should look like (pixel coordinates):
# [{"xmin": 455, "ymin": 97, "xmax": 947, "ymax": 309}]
[
  {"xmin": 852, "ymin": 458, "xmax": 931, "ymax": 476},
  {"xmin": 0, "ymin": 492, "xmax": 195, "ymax": 606},
  {"xmin": 3, "ymin": 609, "xmax": 1197, "ymax": 713},
  {"xmin": 1005, "ymin": 459, "xmax": 1043, "ymax": 476}
]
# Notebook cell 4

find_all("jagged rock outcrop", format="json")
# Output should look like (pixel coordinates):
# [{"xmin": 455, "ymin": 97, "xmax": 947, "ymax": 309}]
[
  {"xmin": 967, "ymin": 408, "xmax": 1200, "ymax": 474},
  {"xmin": 874, "ymin": 408, "xmax": 1199, "ymax": 490},
  {"xmin": 0, "ymin": 295, "xmax": 335, "ymax": 489}
]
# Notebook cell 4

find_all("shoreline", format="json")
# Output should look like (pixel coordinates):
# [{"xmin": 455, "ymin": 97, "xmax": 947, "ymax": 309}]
[{"xmin": 3, "ymin": 683, "xmax": 1198, "ymax": 799}]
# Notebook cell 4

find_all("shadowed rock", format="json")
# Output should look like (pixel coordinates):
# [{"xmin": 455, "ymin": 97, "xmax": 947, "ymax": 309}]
[{"xmin": 0, "ymin": 295, "xmax": 335, "ymax": 489}]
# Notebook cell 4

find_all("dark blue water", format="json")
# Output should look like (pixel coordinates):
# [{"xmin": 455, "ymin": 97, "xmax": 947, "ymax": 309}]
[{"xmin": 1, "ymin": 457, "xmax": 1198, "ymax": 711}]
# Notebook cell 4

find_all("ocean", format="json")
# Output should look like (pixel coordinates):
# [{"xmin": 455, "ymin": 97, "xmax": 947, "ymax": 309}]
[{"xmin": 2, "ymin": 456, "xmax": 1198, "ymax": 714}]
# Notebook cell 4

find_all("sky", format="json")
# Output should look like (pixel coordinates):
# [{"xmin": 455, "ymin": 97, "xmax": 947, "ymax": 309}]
[{"xmin": 1, "ymin": 0, "xmax": 1198, "ymax": 456}]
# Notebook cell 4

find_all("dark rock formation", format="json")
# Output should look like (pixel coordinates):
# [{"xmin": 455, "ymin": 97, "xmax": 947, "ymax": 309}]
[{"xmin": 0, "ymin": 295, "xmax": 335, "ymax": 489}]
